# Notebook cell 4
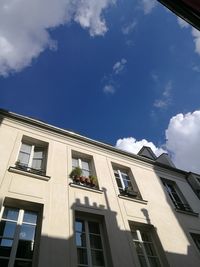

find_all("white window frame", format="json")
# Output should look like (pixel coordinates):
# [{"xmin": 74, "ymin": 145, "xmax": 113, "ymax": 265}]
[
  {"xmin": 17, "ymin": 142, "xmax": 46, "ymax": 172},
  {"xmin": 0, "ymin": 206, "xmax": 38, "ymax": 267},
  {"xmin": 75, "ymin": 217, "xmax": 107, "ymax": 267},
  {"xmin": 132, "ymin": 228, "xmax": 162, "ymax": 267},
  {"xmin": 72, "ymin": 157, "xmax": 91, "ymax": 177}
]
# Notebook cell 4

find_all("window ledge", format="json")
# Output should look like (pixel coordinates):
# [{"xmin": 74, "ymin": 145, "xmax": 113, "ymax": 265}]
[
  {"xmin": 8, "ymin": 166, "xmax": 51, "ymax": 181},
  {"xmin": 69, "ymin": 182, "xmax": 103, "ymax": 194},
  {"xmin": 175, "ymin": 208, "xmax": 199, "ymax": 217},
  {"xmin": 118, "ymin": 195, "xmax": 148, "ymax": 204}
]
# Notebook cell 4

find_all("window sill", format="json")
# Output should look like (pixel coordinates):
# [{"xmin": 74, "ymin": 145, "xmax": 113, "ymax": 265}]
[
  {"xmin": 8, "ymin": 166, "xmax": 51, "ymax": 181},
  {"xmin": 118, "ymin": 195, "xmax": 148, "ymax": 204},
  {"xmin": 175, "ymin": 208, "xmax": 199, "ymax": 217},
  {"xmin": 69, "ymin": 182, "xmax": 103, "ymax": 194}
]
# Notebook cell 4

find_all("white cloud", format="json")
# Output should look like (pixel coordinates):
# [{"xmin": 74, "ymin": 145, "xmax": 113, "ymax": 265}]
[
  {"xmin": 116, "ymin": 137, "xmax": 165, "ymax": 157},
  {"xmin": 192, "ymin": 28, "xmax": 200, "ymax": 55},
  {"xmin": 122, "ymin": 20, "xmax": 137, "ymax": 35},
  {"xmin": 177, "ymin": 17, "xmax": 189, "ymax": 29},
  {"xmin": 103, "ymin": 84, "xmax": 115, "ymax": 94},
  {"xmin": 0, "ymin": 0, "xmax": 115, "ymax": 76},
  {"xmin": 115, "ymin": 110, "xmax": 200, "ymax": 173},
  {"xmin": 153, "ymin": 81, "xmax": 172, "ymax": 109},
  {"xmin": 166, "ymin": 111, "xmax": 200, "ymax": 173},
  {"xmin": 141, "ymin": 0, "xmax": 157, "ymax": 14},
  {"xmin": 113, "ymin": 58, "xmax": 127, "ymax": 75}
]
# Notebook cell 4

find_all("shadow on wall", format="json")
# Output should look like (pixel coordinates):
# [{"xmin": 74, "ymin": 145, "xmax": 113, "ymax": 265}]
[{"xmin": 152, "ymin": 165, "xmax": 200, "ymax": 267}]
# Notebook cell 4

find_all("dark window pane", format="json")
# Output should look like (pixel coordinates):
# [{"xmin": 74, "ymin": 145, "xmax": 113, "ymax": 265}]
[
  {"xmin": 23, "ymin": 212, "xmax": 37, "ymax": 224},
  {"xmin": 75, "ymin": 220, "xmax": 85, "ymax": 232},
  {"xmin": 77, "ymin": 248, "xmax": 88, "ymax": 264},
  {"xmin": 0, "ymin": 238, "xmax": 13, "ymax": 257},
  {"xmin": 88, "ymin": 222, "xmax": 100, "ymax": 234},
  {"xmin": 19, "ymin": 224, "xmax": 36, "ymax": 241},
  {"xmin": 76, "ymin": 233, "xmax": 86, "ymax": 247},
  {"xmin": 2, "ymin": 208, "xmax": 19, "ymax": 221},
  {"xmin": 144, "ymin": 243, "xmax": 156, "ymax": 256},
  {"xmin": 133, "ymin": 241, "xmax": 143, "ymax": 255},
  {"xmin": 141, "ymin": 232, "xmax": 151, "ymax": 242},
  {"xmin": 91, "ymin": 250, "xmax": 105, "ymax": 266},
  {"xmin": 148, "ymin": 257, "xmax": 161, "ymax": 267},
  {"xmin": 116, "ymin": 178, "xmax": 122, "ymax": 188},
  {"xmin": 16, "ymin": 240, "xmax": 34, "ymax": 259},
  {"xmin": 0, "ymin": 258, "xmax": 9, "ymax": 267},
  {"xmin": 89, "ymin": 234, "xmax": 102, "ymax": 249},
  {"xmin": 0, "ymin": 221, "xmax": 16, "ymax": 238},
  {"xmin": 138, "ymin": 255, "xmax": 148, "ymax": 267},
  {"xmin": 14, "ymin": 261, "xmax": 32, "ymax": 267}
]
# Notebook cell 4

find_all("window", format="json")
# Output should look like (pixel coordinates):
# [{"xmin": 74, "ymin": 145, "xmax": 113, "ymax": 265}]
[
  {"xmin": 0, "ymin": 206, "xmax": 39, "ymax": 267},
  {"xmin": 113, "ymin": 166, "xmax": 141, "ymax": 198},
  {"xmin": 72, "ymin": 157, "xmax": 91, "ymax": 177},
  {"xmin": 130, "ymin": 223, "xmax": 161, "ymax": 267},
  {"xmin": 162, "ymin": 179, "xmax": 193, "ymax": 213},
  {"xmin": 191, "ymin": 233, "xmax": 200, "ymax": 253},
  {"xmin": 75, "ymin": 217, "xmax": 106, "ymax": 267},
  {"xmin": 16, "ymin": 138, "xmax": 47, "ymax": 175}
]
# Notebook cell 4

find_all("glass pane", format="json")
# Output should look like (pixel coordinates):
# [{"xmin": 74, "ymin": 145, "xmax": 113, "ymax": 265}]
[
  {"xmin": 72, "ymin": 158, "xmax": 78, "ymax": 168},
  {"xmin": 14, "ymin": 260, "xmax": 32, "ymax": 267},
  {"xmin": 19, "ymin": 224, "xmax": 36, "ymax": 241},
  {"xmin": 133, "ymin": 241, "xmax": 143, "ymax": 255},
  {"xmin": 77, "ymin": 248, "xmax": 88, "ymax": 264},
  {"xmin": 144, "ymin": 243, "xmax": 156, "ymax": 256},
  {"xmin": 138, "ymin": 255, "xmax": 148, "ymax": 267},
  {"xmin": 23, "ymin": 212, "xmax": 37, "ymax": 224},
  {"xmin": 0, "ymin": 221, "xmax": 16, "ymax": 238},
  {"xmin": 82, "ymin": 170, "xmax": 90, "ymax": 177},
  {"xmin": 16, "ymin": 240, "xmax": 34, "ymax": 259},
  {"xmin": 121, "ymin": 173, "xmax": 130, "ymax": 180},
  {"xmin": 82, "ymin": 161, "xmax": 89, "ymax": 171},
  {"xmin": 2, "ymin": 208, "xmax": 19, "ymax": 221},
  {"xmin": 90, "ymin": 234, "xmax": 102, "ymax": 249},
  {"xmin": 18, "ymin": 152, "xmax": 30, "ymax": 166},
  {"xmin": 116, "ymin": 178, "xmax": 122, "ymax": 189},
  {"xmin": 0, "ymin": 258, "xmax": 9, "ymax": 267},
  {"xmin": 21, "ymin": 144, "xmax": 32, "ymax": 153},
  {"xmin": 75, "ymin": 220, "xmax": 85, "ymax": 232},
  {"xmin": 148, "ymin": 256, "xmax": 161, "ymax": 267},
  {"xmin": 0, "ymin": 238, "xmax": 13, "ymax": 257},
  {"xmin": 33, "ymin": 149, "xmax": 43, "ymax": 159},
  {"xmin": 132, "ymin": 231, "xmax": 138, "ymax": 240},
  {"xmin": 88, "ymin": 222, "xmax": 100, "ymax": 234},
  {"xmin": 91, "ymin": 250, "xmax": 105, "ymax": 266},
  {"xmin": 32, "ymin": 159, "xmax": 42, "ymax": 170},
  {"xmin": 76, "ymin": 233, "xmax": 86, "ymax": 247}
]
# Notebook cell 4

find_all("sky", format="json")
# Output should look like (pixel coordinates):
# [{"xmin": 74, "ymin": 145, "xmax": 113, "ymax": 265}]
[{"xmin": 1, "ymin": 0, "xmax": 200, "ymax": 173}]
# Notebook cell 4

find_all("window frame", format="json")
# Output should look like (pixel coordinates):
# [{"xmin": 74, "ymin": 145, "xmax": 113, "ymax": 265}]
[
  {"xmin": 130, "ymin": 223, "xmax": 163, "ymax": 267},
  {"xmin": 72, "ymin": 157, "xmax": 91, "ymax": 178},
  {"xmin": 190, "ymin": 232, "xmax": 200, "ymax": 254},
  {"xmin": 161, "ymin": 178, "xmax": 193, "ymax": 213},
  {"xmin": 0, "ymin": 204, "xmax": 40, "ymax": 267},
  {"xmin": 16, "ymin": 139, "xmax": 48, "ymax": 176},
  {"xmin": 75, "ymin": 215, "xmax": 108, "ymax": 267}
]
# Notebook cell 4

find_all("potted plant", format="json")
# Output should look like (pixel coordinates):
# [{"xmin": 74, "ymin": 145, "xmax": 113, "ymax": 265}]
[
  {"xmin": 89, "ymin": 175, "xmax": 98, "ymax": 187},
  {"xmin": 69, "ymin": 167, "xmax": 82, "ymax": 183},
  {"xmin": 85, "ymin": 177, "xmax": 91, "ymax": 186},
  {"xmin": 80, "ymin": 176, "xmax": 86, "ymax": 184}
]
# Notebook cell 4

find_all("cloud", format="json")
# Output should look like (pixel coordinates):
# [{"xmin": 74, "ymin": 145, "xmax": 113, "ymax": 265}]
[
  {"xmin": 115, "ymin": 110, "xmax": 200, "ymax": 173},
  {"xmin": 116, "ymin": 137, "xmax": 166, "ymax": 156},
  {"xmin": 141, "ymin": 0, "xmax": 157, "ymax": 14},
  {"xmin": 177, "ymin": 17, "xmax": 190, "ymax": 29},
  {"xmin": 103, "ymin": 58, "xmax": 127, "ymax": 94},
  {"xmin": 103, "ymin": 84, "xmax": 115, "ymax": 94},
  {"xmin": 166, "ymin": 111, "xmax": 200, "ymax": 173},
  {"xmin": 192, "ymin": 28, "xmax": 200, "ymax": 55},
  {"xmin": 113, "ymin": 58, "xmax": 127, "ymax": 75},
  {"xmin": 153, "ymin": 81, "xmax": 172, "ymax": 109},
  {"xmin": 0, "ymin": 0, "xmax": 115, "ymax": 76},
  {"xmin": 122, "ymin": 21, "xmax": 137, "ymax": 35}
]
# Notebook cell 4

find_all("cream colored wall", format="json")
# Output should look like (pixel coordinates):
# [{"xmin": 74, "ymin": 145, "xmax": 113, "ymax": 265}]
[{"xmin": 0, "ymin": 116, "xmax": 200, "ymax": 267}]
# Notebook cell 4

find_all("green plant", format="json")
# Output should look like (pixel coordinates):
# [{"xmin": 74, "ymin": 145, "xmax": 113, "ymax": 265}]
[
  {"xmin": 69, "ymin": 167, "xmax": 82, "ymax": 178},
  {"xmin": 89, "ymin": 175, "xmax": 98, "ymax": 186}
]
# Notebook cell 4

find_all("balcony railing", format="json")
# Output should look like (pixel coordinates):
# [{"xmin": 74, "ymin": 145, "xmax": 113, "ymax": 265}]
[
  {"xmin": 174, "ymin": 201, "xmax": 193, "ymax": 213},
  {"xmin": 15, "ymin": 163, "xmax": 46, "ymax": 176}
]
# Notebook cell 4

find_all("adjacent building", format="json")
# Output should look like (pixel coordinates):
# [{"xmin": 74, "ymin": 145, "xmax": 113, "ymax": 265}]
[{"xmin": 0, "ymin": 109, "xmax": 200, "ymax": 267}]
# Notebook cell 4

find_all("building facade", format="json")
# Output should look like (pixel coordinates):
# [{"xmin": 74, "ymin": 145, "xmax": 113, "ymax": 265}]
[{"xmin": 0, "ymin": 109, "xmax": 200, "ymax": 267}]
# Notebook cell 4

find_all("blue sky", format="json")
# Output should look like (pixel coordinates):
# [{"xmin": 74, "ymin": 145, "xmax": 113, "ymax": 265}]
[{"xmin": 1, "ymin": 0, "xmax": 200, "ymax": 172}]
